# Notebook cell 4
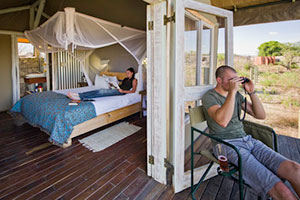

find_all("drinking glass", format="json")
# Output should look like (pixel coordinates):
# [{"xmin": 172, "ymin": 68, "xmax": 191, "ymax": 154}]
[{"xmin": 215, "ymin": 144, "xmax": 229, "ymax": 172}]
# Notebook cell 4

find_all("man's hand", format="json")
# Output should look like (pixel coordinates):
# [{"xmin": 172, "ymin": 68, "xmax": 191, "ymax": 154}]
[
  {"xmin": 118, "ymin": 89, "xmax": 124, "ymax": 93},
  {"xmin": 229, "ymin": 77, "xmax": 243, "ymax": 93},
  {"xmin": 240, "ymin": 77, "xmax": 266, "ymax": 119},
  {"xmin": 243, "ymin": 78, "xmax": 255, "ymax": 94}
]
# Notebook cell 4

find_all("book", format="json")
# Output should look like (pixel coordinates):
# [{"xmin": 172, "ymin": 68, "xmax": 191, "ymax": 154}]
[
  {"xmin": 106, "ymin": 80, "xmax": 120, "ymax": 89},
  {"xmin": 70, "ymin": 99, "xmax": 81, "ymax": 103},
  {"xmin": 68, "ymin": 102, "xmax": 78, "ymax": 106},
  {"xmin": 68, "ymin": 99, "xmax": 81, "ymax": 106}
]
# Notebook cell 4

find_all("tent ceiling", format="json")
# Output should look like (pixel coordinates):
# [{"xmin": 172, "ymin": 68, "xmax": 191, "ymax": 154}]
[
  {"xmin": 0, "ymin": 0, "xmax": 299, "ymax": 32},
  {"xmin": 0, "ymin": 0, "xmax": 147, "ymax": 32},
  {"xmin": 211, "ymin": 0, "xmax": 283, "ymax": 10}
]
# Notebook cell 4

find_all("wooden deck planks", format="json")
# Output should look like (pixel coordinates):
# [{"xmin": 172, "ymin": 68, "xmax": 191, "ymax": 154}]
[
  {"xmin": 200, "ymin": 175, "xmax": 224, "ymax": 200},
  {"xmin": 1, "ymin": 111, "xmax": 300, "ymax": 200},
  {"xmin": 215, "ymin": 177, "xmax": 234, "ymax": 200},
  {"xmin": 0, "ymin": 113, "xmax": 151, "ymax": 200}
]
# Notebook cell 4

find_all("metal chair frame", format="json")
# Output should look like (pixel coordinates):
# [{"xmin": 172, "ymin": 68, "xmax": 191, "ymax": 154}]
[{"xmin": 189, "ymin": 106, "xmax": 278, "ymax": 200}]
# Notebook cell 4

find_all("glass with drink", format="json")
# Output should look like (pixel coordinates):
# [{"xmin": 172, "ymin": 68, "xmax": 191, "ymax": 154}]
[{"xmin": 215, "ymin": 144, "xmax": 229, "ymax": 172}]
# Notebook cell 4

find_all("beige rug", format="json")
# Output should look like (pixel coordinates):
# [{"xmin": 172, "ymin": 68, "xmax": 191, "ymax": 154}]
[{"xmin": 79, "ymin": 122, "xmax": 141, "ymax": 152}]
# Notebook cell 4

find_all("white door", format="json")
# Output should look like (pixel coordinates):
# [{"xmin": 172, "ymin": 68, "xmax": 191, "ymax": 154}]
[
  {"xmin": 171, "ymin": 0, "xmax": 233, "ymax": 193},
  {"xmin": 146, "ymin": 1, "xmax": 168, "ymax": 184}
]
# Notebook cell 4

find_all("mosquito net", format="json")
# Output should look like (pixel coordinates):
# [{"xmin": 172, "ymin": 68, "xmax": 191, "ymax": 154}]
[{"xmin": 25, "ymin": 7, "xmax": 146, "ymax": 90}]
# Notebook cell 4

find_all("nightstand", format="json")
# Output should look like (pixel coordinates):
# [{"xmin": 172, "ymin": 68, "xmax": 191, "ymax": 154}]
[{"xmin": 77, "ymin": 82, "xmax": 88, "ymax": 87}]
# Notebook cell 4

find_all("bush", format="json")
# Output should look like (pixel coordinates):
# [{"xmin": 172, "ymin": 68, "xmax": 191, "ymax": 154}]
[
  {"xmin": 244, "ymin": 63, "xmax": 252, "ymax": 71},
  {"xmin": 281, "ymin": 42, "xmax": 300, "ymax": 69},
  {"xmin": 290, "ymin": 63, "xmax": 299, "ymax": 69},
  {"xmin": 217, "ymin": 53, "xmax": 225, "ymax": 61},
  {"xmin": 258, "ymin": 41, "xmax": 283, "ymax": 56}
]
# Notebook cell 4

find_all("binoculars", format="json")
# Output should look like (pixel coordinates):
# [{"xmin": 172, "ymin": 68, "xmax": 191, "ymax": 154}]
[{"xmin": 241, "ymin": 77, "xmax": 250, "ymax": 84}]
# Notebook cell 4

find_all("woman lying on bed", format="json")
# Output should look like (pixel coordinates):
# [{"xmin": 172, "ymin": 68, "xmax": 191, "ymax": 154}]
[{"xmin": 68, "ymin": 68, "xmax": 137, "ymax": 101}]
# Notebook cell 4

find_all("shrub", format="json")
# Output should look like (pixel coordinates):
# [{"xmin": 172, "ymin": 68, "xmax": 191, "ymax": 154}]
[
  {"xmin": 258, "ymin": 41, "xmax": 283, "ymax": 56},
  {"xmin": 244, "ymin": 63, "xmax": 252, "ymax": 71},
  {"xmin": 290, "ymin": 63, "xmax": 299, "ymax": 69}
]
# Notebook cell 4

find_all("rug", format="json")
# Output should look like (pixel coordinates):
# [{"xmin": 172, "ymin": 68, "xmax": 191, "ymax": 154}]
[{"xmin": 79, "ymin": 122, "xmax": 142, "ymax": 152}]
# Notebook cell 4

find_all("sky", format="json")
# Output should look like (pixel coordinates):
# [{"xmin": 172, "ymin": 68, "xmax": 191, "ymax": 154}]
[
  {"xmin": 185, "ymin": 19, "xmax": 300, "ymax": 56},
  {"xmin": 234, "ymin": 20, "xmax": 300, "ymax": 56}
]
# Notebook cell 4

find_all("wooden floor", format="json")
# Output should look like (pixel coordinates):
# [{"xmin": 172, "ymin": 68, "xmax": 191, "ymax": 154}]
[{"xmin": 1, "ymin": 112, "xmax": 299, "ymax": 200}]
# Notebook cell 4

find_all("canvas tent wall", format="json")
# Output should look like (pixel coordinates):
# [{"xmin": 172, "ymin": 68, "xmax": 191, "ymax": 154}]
[
  {"xmin": 24, "ymin": 7, "xmax": 146, "ymax": 90},
  {"xmin": 1, "ymin": 0, "xmax": 300, "ymax": 111}
]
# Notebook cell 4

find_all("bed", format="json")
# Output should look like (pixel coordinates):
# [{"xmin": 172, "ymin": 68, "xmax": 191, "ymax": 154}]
[{"xmin": 11, "ymin": 71, "xmax": 142, "ymax": 148}]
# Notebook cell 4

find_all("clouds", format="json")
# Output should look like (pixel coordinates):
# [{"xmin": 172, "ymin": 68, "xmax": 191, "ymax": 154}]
[{"xmin": 269, "ymin": 31, "xmax": 279, "ymax": 35}]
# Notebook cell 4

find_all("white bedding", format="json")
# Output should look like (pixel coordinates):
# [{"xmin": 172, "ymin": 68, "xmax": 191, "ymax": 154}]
[{"xmin": 55, "ymin": 86, "xmax": 141, "ymax": 116}]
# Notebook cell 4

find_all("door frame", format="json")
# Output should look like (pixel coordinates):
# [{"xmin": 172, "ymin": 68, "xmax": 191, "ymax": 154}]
[
  {"xmin": 146, "ymin": 1, "xmax": 168, "ymax": 184},
  {"xmin": 170, "ymin": 0, "xmax": 233, "ymax": 193}
]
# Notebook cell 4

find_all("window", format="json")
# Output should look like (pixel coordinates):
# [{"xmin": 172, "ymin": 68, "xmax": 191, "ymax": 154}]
[{"xmin": 18, "ymin": 38, "xmax": 35, "ymax": 57}]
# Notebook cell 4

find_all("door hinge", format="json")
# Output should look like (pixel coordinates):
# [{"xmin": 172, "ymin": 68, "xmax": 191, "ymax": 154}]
[
  {"xmin": 164, "ymin": 13, "xmax": 175, "ymax": 25},
  {"xmin": 149, "ymin": 155, "xmax": 154, "ymax": 165},
  {"xmin": 164, "ymin": 158, "xmax": 174, "ymax": 185},
  {"xmin": 148, "ymin": 21, "xmax": 154, "ymax": 31}
]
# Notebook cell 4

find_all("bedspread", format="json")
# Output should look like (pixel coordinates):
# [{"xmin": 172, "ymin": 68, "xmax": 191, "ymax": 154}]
[{"xmin": 11, "ymin": 91, "xmax": 96, "ymax": 146}]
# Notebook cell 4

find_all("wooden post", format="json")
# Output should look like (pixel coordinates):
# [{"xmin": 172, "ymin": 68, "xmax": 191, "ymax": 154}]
[
  {"xmin": 250, "ymin": 66, "xmax": 258, "ymax": 85},
  {"xmin": 29, "ymin": 7, "xmax": 34, "ymax": 30},
  {"xmin": 0, "ymin": 5, "xmax": 30, "ymax": 15},
  {"xmin": 33, "ymin": 0, "xmax": 46, "ymax": 29},
  {"xmin": 250, "ymin": 67, "xmax": 253, "ymax": 80},
  {"xmin": 254, "ymin": 66, "xmax": 258, "ymax": 85}
]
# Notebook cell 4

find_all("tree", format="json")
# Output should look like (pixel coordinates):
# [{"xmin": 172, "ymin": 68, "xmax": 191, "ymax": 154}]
[
  {"xmin": 258, "ymin": 41, "xmax": 283, "ymax": 56},
  {"xmin": 281, "ymin": 42, "xmax": 300, "ymax": 69}
]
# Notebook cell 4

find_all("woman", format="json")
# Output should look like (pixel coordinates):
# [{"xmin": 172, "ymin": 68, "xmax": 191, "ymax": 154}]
[{"xmin": 68, "ymin": 68, "xmax": 137, "ymax": 101}]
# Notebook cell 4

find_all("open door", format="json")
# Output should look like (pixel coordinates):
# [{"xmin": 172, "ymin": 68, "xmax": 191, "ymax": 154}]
[
  {"xmin": 170, "ymin": 0, "xmax": 233, "ymax": 193},
  {"xmin": 146, "ymin": 1, "xmax": 168, "ymax": 184}
]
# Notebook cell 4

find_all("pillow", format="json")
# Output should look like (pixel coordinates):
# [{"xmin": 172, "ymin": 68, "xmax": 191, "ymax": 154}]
[
  {"xmin": 134, "ymin": 72, "xmax": 139, "ymax": 81},
  {"xmin": 134, "ymin": 72, "xmax": 140, "ymax": 93},
  {"xmin": 94, "ymin": 74, "xmax": 110, "ymax": 89}
]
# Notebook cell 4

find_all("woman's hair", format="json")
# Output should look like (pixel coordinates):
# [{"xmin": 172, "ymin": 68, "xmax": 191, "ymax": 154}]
[{"xmin": 127, "ymin": 67, "xmax": 135, "ymax": 80}]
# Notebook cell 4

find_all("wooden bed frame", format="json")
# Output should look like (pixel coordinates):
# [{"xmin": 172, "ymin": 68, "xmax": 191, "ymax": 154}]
[{"xmin": 63, "ymin": 71, "xmax": 141, "ymax": 147}]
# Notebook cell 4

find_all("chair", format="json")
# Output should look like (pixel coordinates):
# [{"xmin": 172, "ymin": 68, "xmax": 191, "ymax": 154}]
[{"xmin": 189, "ymin": 105, "xmax": 278, "ymax": 200}]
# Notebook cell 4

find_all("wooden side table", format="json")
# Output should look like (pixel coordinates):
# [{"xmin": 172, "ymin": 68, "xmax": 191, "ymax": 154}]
[
  {"xmin": 24, "ymin": 77, "xmax": 46, "ymax": 84},
  {"xmin": 139, "ymin": 90, "xmax": 147, "ymax": 118},
  {"xmin": 77, "ymin": 82, "xmax": 88, "ymax": 87},
  {"xmin": 24, "ymin": 77, "xmax": 47, "ymax": 94}
]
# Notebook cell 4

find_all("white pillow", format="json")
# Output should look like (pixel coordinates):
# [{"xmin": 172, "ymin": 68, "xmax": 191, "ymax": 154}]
[
  {"xmin": 134, "ymin": 72, "xmax": 139, "ymax": 93},
  {"xmin": 94, "ymin": 75, "xmax": 110, "ymax": 89},
  {"xmin": 134, "ymin": 72, "xmax": 139, "ymax": 81}
]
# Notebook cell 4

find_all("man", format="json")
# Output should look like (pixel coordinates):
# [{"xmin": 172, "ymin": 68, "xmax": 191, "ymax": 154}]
[{"xmin": 202, "ymin": 65, "xmax": 300, "ymax": 199}]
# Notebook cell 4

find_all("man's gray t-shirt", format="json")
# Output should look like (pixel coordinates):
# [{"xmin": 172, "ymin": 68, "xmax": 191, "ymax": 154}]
[{"xmin": 202, "ymin": 89, "xmax": 246, "ymax": 140}]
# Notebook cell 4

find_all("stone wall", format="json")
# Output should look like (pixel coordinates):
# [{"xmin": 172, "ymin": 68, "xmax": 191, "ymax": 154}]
[{"xmin": 19, "ymin": 57, "xmax": 44, "ymax": 97}]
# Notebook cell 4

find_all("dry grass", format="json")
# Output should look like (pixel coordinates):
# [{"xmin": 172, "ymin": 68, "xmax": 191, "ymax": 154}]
[
  {"xmin": 273, "ymin": 116, "xmax": 298, "ymax": 129},
  {"xmin": 236, "ymin": 61, "xmax": 300, "ymax": 138}
]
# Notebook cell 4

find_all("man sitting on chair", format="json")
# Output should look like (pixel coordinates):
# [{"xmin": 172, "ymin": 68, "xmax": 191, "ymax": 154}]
[{"xmin": 202, "ymin": 65, "xmax": 300, "ymax": 199}]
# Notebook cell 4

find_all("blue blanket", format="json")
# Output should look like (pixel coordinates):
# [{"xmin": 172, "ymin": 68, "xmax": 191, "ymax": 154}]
[{"xmin": 11, "ymin": 91, "xmax": 96, "ymax": 146}]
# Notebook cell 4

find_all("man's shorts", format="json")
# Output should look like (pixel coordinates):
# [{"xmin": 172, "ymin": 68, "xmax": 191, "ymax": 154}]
[{"xmin": 220, "ymin": 135, "xmax": 288, "ymax": 196}]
